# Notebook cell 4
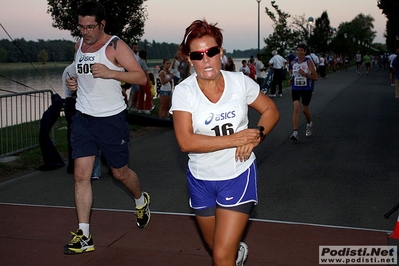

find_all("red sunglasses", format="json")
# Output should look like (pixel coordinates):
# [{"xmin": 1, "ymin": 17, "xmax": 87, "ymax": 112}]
[{"xmin": 189, "ymin": 46, "xmax": 220, "ymax": 61}]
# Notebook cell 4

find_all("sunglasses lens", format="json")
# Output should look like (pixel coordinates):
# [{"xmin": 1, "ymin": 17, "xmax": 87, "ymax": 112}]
[
  {"xmin": 189, "ymin": 52, "xmax": 203, "ymax": 61},
  {"xmin": 207, "ymin": 47, "xmax": 220, "ymax": 58},
  {"xmin": 189, "ymin": 46, "xmax": 220, "ymax": 61}
]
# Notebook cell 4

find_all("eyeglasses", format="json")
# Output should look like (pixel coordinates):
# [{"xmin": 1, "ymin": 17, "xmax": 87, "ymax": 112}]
[
  {"xmin": 77, "ymin": 24, "xmax": 99, "ymax": 32},
  {"xmin": 189, "ymin": 46, "xmax": 220, "ymax": 61}
]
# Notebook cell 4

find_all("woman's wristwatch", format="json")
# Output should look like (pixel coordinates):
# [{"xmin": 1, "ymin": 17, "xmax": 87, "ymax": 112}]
[{"xmin": 256, "ymin": 126, "xmax": 265, "ymax": 140}]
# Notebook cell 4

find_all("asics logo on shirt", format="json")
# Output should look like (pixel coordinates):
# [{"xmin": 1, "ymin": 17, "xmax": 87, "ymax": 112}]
[
  {"xmin": 79, "ymin": 55, "xmax": 96, "ymax": 62},
  {"xmin": 205, "ymin": 111, "xmax": 236, "ymax": 125}
]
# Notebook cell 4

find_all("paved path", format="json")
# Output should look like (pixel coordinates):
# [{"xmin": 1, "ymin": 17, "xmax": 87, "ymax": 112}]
[{"xmin": 1, "ymin": 66, "xmax": 398, "ymax": 265}]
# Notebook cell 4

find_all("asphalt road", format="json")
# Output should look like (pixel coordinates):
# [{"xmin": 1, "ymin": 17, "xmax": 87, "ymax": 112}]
[{"xmin": 1, "ymin": 65, "xmax": 398, "ymax": 233}]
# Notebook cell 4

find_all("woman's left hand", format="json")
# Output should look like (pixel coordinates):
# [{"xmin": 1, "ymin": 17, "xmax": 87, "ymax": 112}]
[
  {"xmin": 234, "ymin": 128, "xmax": 261, "ymax": 162},
  {"xmin": 235, "ymin": 143, "xmax": 257, "ymax": 162}
]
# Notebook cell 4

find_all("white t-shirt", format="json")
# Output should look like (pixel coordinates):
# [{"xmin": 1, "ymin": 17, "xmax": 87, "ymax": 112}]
[
  {"xmin": 170, "ymin": 59, "xmax": 181, "ymax": 78},
  {"xmin": 170, "ymin": 70, "xmax": 259, "ymax": 181},
  {"xmin": 269, "ymin": 55, "xmax": 287, "ymax": 69},
  {"xmin": 239, "ymin": 65, "xmax": 250, "ymax": 75},
  {"xmin": 256, "ymin": 60, "xmax": 267, "ymax": 78},
  {"xmin": 307, "ymin": 53, "xmax": 319, "ymax": 66},
  {"xmin": 389, "ymin": 54, "xmax": 397, "ymax": 67},
  {"xmin": 319, "ymin": 57, "xmax": 325, "ymax": 66}
]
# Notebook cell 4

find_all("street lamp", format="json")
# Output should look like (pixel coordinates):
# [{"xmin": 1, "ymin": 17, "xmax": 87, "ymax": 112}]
[
  {"xmin": 307, "ymin": 17, "xmax": 314, "ymax": 52},
  {"xmin": 144, "ymin": 40, "xmax": 152, "ymax": 63},
  {"xmin": 256, "ymin": 0, "xmax": 261, "ymax": 54}
]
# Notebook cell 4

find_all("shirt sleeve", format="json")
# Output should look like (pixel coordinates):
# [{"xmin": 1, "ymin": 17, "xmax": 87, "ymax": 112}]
[
  {"xmin": 243, "ymin": 74, "xmax": 260, "ymax": 105},
  {"xmin": 170, "ymin": 83, "xmax": 192, "ymax": 114}
]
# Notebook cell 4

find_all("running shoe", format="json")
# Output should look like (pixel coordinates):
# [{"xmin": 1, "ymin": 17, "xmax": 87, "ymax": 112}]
[
  {"xmin": 290, "ymin": 131, "xmax": 299, "ymax": 141},
  {"xmin": 136, "ymin": 191, "xmax": 151, "ymax": 228},
  {"xmin": 305, "ymin": 122, "xmax": 313, "ymax": 137},
  {"xmin": 236, "ymin": 242, "xmax": 249, "ymax": 266},
  {"xmin": 63, "ymin": 229, "xmax": 95, "ymax": 255}
]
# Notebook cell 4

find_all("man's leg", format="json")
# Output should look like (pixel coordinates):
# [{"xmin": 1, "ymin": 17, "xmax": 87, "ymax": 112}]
[
  {"xmin": 74, "ymin": 156, "xmax": 95, "ymax": 223},
  {"xmin": 63, "ymin": 155, "xmax": 95, "ymax": 255},
  {"xmin": 111, "ymin": 165, "xmax": 142, "ymax": 199},
  {"xmin": 112, "ymin": 165, "xmax": 151, "ymax": 228}
]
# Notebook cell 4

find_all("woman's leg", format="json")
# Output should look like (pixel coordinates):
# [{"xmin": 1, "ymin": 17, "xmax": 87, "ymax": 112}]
[
  {"xmin": 302, "ymin": 104, "xmax": 311, "ymax": 124},
  {"xmin": 196, "ymin": 209, "xmax": 249, "ymax": 266},
  {"xmin": 292, "ymin": 100, "xmax": 300, "ymax": 130},
  {"xmin": 159, "ymin": 95, "xmax": 169, "ymax": 118}
]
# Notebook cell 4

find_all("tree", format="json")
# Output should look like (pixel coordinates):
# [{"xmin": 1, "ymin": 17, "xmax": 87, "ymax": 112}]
[
  {"xmin": 377, "ymin": 0, "xmax": 399, "ymax": 51},
  {"xmin": 264, "ymin": 1, "xmax": 300, "ymax": 57},
  {"xmin": 292, "ymin": 12, "xmax": 334, "ymax": 54},
  {"xmin": 0, "ymin": 47, "xmax": 7, "ymax": 62},
  {"xmin": 37, "ymin": 49, "xmax": 49, "ymax": 64},
  {"xmin": 291, "ymin": 14, "xmax": 309, "ymax": 43},
  {"xmin": 47, "ymin": 0, "xmax": 148, "ymax": 43},
  {"xmin": 311, "ymin": 11, "xmax": 333, "ymax": 54},
  {"xmin": 333, "ymin": 14, "xmax": 376, "ymax": 56}
]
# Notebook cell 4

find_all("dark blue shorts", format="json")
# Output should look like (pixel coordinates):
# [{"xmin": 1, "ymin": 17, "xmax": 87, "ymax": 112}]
[
  {"xmin": 71, "ymin": 111, "xmax": 130, "ymax": 168},
  {"xmin": 187, "ymin": 161, "xmax": 258, "ymax": 216}
]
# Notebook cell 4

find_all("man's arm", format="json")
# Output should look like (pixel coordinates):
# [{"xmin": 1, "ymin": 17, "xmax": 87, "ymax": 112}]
[{"xmin": 95, "ymin": 38, "xmax": 146, "ymax": 85}]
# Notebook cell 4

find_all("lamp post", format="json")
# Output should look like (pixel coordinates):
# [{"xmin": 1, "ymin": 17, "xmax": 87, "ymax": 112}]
[
  {"xmin": 307, "ymin": 17, "xmax": 314, "ymax": 52},
  {"xmin": 256, "ymin": 0, "xmax": 261, "ymax": 54},
  {"xmin": 144, "ymin": 40, "xmax": 152, "ymax": 63},
  {"xmin": 344, "ymin": 33, "xmax": 348, "ymax": 69}
]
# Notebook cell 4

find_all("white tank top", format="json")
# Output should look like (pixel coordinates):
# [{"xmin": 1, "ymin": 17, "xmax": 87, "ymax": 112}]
[
  {"xmin": 160, "ymin": 70, "xmax": 173, "ymax": 91},
  {"xmin": 75, "ymin": 36, "xmax": 125, "ymax": 117}
]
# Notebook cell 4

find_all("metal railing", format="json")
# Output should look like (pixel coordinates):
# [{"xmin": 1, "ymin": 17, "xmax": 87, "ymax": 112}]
[{"xmin": 0, "ymin": 90, "xmax": 54, "ymax": 158}]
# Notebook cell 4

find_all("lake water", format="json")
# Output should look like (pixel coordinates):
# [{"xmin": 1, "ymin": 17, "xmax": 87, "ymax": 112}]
[{"xmin": 0, "ymin": 58, "xmax": 247, "ymax": 96}]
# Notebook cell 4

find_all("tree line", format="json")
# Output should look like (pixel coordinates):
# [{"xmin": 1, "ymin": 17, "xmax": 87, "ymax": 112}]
[
  {"xmin": 262, "ymin": 1, "xmax": 389, "ymax": 59},
  {"xmin": 0, "ymin": 39, "xmax": 75, "ymax": 63},
  {"xmin": 0, "ymin": 38, "xmax": 258, "ymax": 64}
]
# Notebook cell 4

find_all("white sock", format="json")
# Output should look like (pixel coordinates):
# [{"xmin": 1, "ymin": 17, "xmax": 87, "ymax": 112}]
[
  {"xmin": 308, "ymin": 121, "xmax": 313, "ymax": 126},
  {"xmin": 135, "ymin": 193, "xmax": 145, "ymax": 209},
  {"xmin": 79, "ymin": 223, "xmax": 90, "ymax": 237}
]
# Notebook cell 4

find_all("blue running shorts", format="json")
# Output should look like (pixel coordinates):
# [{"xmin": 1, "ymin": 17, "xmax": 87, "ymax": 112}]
[
  {"xmin": 187, "ymin": 160, "xmax": 258, "ymax": 216},
  {"xmin": 71, "ymin": 111, "xmax": 130, "ymax": 168}
]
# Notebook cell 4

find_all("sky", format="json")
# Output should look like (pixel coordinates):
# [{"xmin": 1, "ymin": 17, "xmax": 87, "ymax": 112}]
[{"xmin": 0, "ymin": 0, "xmax": 387, "ymax": 53}]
